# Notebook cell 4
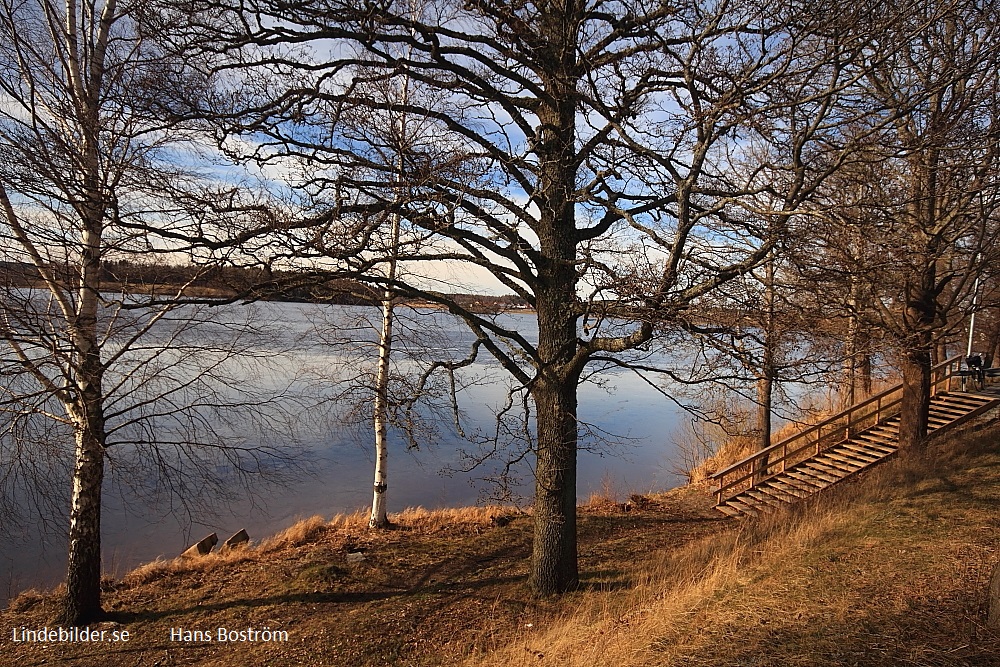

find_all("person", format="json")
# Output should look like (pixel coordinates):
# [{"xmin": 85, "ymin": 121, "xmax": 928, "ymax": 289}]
[{"xmin": 967, "ymin": 353, "xmax": 985, "ymax": 388}]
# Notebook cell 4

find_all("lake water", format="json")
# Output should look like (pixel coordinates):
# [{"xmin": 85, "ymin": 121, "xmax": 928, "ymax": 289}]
[{"xmin": 1, "ymin": 301, "xmax": 690, "ymax": 606}]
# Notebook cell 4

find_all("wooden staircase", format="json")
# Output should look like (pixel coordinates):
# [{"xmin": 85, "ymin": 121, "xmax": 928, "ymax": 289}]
[{"xmin": 709, "ymin": 357, "xmax": 999, "ymax": 518}]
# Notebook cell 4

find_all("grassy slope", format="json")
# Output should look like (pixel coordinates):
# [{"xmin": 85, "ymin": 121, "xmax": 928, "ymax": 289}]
[
  {"xmin": 484, "ymin": 423, "xmax": 1000, "ymax": 667},
  {"xmin": 3, "ymin": 424, "xmax": 1000, "ymax": 666}
]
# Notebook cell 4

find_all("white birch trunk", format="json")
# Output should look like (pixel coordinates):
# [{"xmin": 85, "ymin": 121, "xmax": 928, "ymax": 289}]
[
  {"xmin": 368, "ymin": 40, "xmax": 411, "ymax": 528},
  {"xmin": 59, "ymin": 0, "xmax": 115, "ymax": 623},
  {"xmin": 369, "ymin": 269, "xmax": 395, "ymax": 528}
]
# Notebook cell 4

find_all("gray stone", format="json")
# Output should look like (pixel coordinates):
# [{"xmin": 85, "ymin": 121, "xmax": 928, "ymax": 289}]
[
  {"xmin": 180, "ymin": 532, "xmax": 218, "ymax": 558},
  {"xmin": 223, "ymin": 529, "xmax": 250, "ymax": 550},
  {"xmin": 346, "ymin": 551, "xmax": 366, "ymax": 563}
]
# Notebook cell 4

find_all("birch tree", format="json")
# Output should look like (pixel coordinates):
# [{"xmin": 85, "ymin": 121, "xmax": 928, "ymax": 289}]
[{"xmin": 0, "ymin": 0, "xmax": 297, "ymax": 625}]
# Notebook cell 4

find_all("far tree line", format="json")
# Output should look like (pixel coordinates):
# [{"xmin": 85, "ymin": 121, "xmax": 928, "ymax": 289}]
[{"xmin": 0, "ymin": 259, "xmax": 533, "ymax": 310}]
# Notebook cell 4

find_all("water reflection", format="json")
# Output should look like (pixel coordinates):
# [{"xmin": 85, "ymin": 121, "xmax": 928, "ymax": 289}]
[{"xmin": 1, "ymin": 302, "xmax": 686, "ymax": 606}]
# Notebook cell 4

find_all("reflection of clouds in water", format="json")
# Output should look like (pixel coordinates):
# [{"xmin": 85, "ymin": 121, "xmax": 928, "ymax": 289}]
[
  {"xmin": 577, "ymin": 371, "xmax": 683, "ymax": 495},
  {"xmin": 1, "ymin": 302, "xmax": 685, "ymax": 606}
]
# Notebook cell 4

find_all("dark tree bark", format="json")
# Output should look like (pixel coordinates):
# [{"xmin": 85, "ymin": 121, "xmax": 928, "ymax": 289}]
[
  {"xmin": 897, "ymin": 254, "xmax": 940, "ymax": 448},
  {"xmin": 531, "ymin": 373, "xmax": 580, "ymax": 593},
  {"xmin": 900, "ymin": 344, "xmax": 932, "ymax": 448}
]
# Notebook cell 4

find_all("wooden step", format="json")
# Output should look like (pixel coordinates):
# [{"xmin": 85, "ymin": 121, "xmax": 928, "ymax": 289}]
[
  {"xmin": 929, "ymin": 404, "xmax": 971, "ymax": 417},
  {"xmin": 800, "ymin": 463, "xmax": 848, "ymax": 483},
  {"xmin": 814, "ymin": 453, "xmax": 865, "ymax": 469},
  {"xmin": 865, "ymin": 427, "xmax": 898, "ymax": 440},
  {"xmin": 867, "ymin": 422, "xmax": 899, "ymax": 433},
  {"xmin": 840, "ymin": 442, "xmax": 894, "ymax": 459},
  {"xmin": 758, "ymin": 483, "xmax": 804, "ymax": 501},
  {"xmin": 725, "ymin": 499, "xmax": 763, "ymax": 516},
  {"xmin": 936, "ymin": 395, "xmax": 990, "ymax": 410},
  {"xmin": 789, "ymin": 466, "xmax": 839, "ymax": 484},
  {"xmin": 846, "ymin": 444, "xmax": 893, "ymax": 460},
  {"xmin": 768, "ymin": 481, "xmax": 811, "ymax": 498},
  {"xmin": 849, "ymin": 436, "xmax": 896, "ymax": 453},
  {"xmin": 770, "ymin": 477, "xmax": 817, "ymax": 495},
  {"xmin": 807, "ymin": 458, "xmax": 858, "ymax": 476},
  {"xmin": 744, "ymin": 489, "xmax": 784, "ymax": 508},
  {"xmin": 931, "ymin": 404, "xmax": 978, "ymax": 416},
  {"xmin": 825, "ymin": 449, "xmax": 879, "ymax": 466},
  {"xmin": 716, "ymin": 503, "xmax": 743, "ymax": 518},
  {"xmin": 783, "ymin": 470, "xmax": 829, "ymax": 488}
]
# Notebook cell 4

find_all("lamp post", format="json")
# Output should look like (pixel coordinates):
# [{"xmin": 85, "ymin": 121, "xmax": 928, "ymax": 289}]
[{"xmin": 967, "ymin": 255, "xmax": 982, "ymax": 361}]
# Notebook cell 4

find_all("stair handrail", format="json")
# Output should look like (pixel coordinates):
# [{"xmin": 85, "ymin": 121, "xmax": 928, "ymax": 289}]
[{"xmin": 708, "ymin": 355, "xmax": 963, "ymax": 504}]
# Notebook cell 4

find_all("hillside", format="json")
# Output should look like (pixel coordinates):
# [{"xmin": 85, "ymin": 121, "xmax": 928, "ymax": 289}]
[{"xmin": 3, "ymin": 422, "xmax": 1000, "ymax": 666}]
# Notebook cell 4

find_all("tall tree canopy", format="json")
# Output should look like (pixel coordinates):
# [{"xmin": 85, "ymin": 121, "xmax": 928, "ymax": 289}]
[
  {"xmin": 804, "ymin": 0, "xmax": 1000, "ymax": 447},
  {"xmin": 177, "ymin": 0, "xmax": 875, "ymax": 593}
]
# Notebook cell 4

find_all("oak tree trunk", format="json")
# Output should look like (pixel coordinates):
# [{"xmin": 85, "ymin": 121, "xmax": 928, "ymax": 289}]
[
  {"xmin": 898, "ymin": 343, "xmax": 932, "ymax": 449},
  {"xmin": 754, "ymin": 374, "xmax": 773, "ymax": 482},
  {"xmin": 527, "ymin": 3, "xmax": 581, "ymax": 594},
  {"xmin": 530, "ymin": 373, "xmax": 579, "ymax": 595}
]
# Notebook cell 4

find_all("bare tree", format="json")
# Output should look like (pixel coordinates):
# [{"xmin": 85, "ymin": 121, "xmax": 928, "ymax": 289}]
[
  {"xmin": 806, "ymin": 0, "xmax": 1000, "ymax": 447},
  {"xmin": 0, "ymin": 0, "xmax": 301, "ymax": 625},
  {"xmin": 187, "ymin": 0, "xmax": 872, "ymax": 594},
  {"xmin": 684, "ymin": 247, "xmax": 840, "ymax": 441}
]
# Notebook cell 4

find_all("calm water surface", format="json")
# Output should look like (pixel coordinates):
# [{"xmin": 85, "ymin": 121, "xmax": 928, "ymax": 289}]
[{"xmin": 1, "ymin": 302, "xmax": 687, "ymax": 605}]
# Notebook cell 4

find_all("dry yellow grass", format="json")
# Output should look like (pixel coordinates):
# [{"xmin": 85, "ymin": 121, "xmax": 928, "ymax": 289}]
[
  {"xmin": 466, "ymin": 422, "xmax": 1000, "ymax": 667},
  {"xmin": 122, "ymin": 505, "xmax": 522, "ymax": 585}
]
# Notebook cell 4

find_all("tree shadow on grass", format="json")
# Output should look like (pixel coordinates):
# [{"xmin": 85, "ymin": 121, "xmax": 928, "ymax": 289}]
[{"xmin": 107, "ymin": 540, "xmax": 534, "ymax": 624}]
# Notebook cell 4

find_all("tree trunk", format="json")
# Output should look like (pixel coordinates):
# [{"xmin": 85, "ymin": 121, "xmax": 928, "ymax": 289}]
[
  {"xmin": 933, "ymin": 339, "xmax": 949, "ymax": 366},
  {"xmin": 527, "ymin": 5, "xmax": 580, "ymax": 594},
  {"xmin": 757, "ymin": 375, "xmax": 773, "ymax": 450},
  {"xmin": 60, "ymin": 405, "xmax": 106, "ymax": 626},
  {"xmin": 844, "ymin": 316, "xmax": 859, "ymax": 409},
  {"xmin": 369, "ymin": 289, "xmax": 394, "ymax": 529},
  {"xmin": 985, "ymin": 322, "xmax": 1000, "ymax": 368},
  {"xmin": 898, "ymin": 344, "xmax": 931, "ymax": 449},
  {"xmin": 844, "ymin": 320, "xmax": 874, "ymax": 406},
  {"xmin": 530, "ymin": 374, "xmax": 579, "ymax": 595},
  {"xmin": 529, "ymin": 261, "xmax": 580, "ymax": 594},
  {"xmin": 61, "ymin": 192, "xmax": 107, "ymax": 624},
  {"xmin": 754, "ymin": 253, "xmax": 775, "ymax": 481},
  {"xmin": 859, "ymin": 351, "xmax": 873, "ymax": 397},
  {"xmin": 754, "ymin": 374, "xmax": 773, "ymax": 482}
]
